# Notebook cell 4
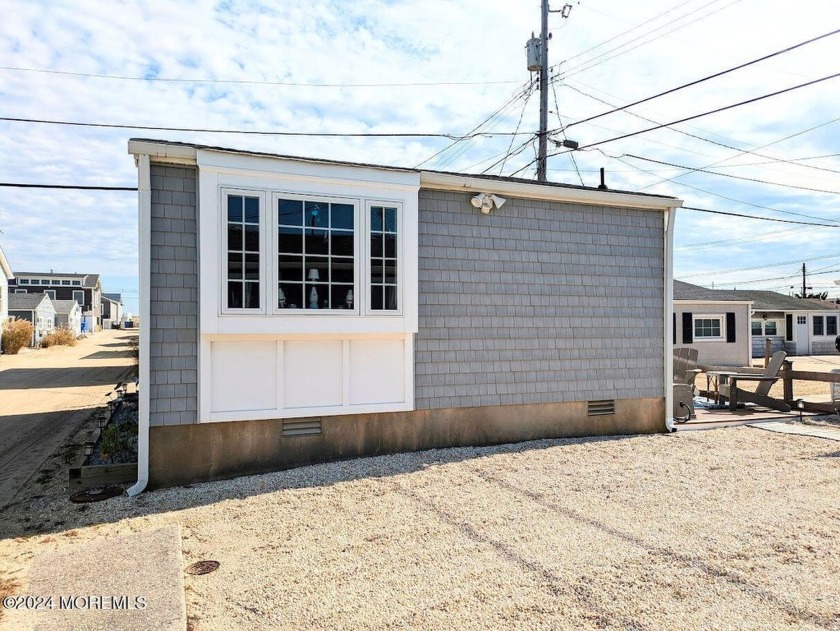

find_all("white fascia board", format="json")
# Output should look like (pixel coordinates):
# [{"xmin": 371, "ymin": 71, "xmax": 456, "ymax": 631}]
[
  {"xmin": 196, "ymin": 149, "xmax": 420, "ymax": 191},
  {"xmin": 127, "ymin": 140, "xmax": 198, "ymax": 165},
  {"xmin": 0, "ymin": 245, "xmax": 13, "ymax": 280},
  {"xmin": 419, "ymin": 171, "xmax": 682, "ymax": 211},
  {"xmin": 674, "ymin": 300, "xmax": 753, "ymax": 306}
]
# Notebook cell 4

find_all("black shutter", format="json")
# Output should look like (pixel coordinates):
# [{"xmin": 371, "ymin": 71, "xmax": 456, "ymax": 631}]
[
  {"xmin": 726, "ymin": 312, "xmax": 736, "ymax": 343},
  {"xmin": 673, "ymin": 312, "xmax": 677, "ymax": 345},
  {"xmin": 786, "ymin": 314, "xmax": 794, "ymax": 341},
  {"xmin": 682, "ymin": 312, "xmax": 693, "ymax": 343}
]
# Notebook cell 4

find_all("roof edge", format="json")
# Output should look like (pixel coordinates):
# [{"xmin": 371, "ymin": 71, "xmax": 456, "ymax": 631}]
[{"xmin": 0, "ymin": 245, "xmax": 12, "ymax": 280}]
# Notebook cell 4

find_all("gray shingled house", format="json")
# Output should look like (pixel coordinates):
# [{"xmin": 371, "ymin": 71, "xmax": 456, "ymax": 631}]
[
  {"xmin": 127, "ymin": 139, "xmax": 683, "ymax": 491},
  {"xmin": 8, "ymin": 293, "xmax": 55, "ymax": 347}
]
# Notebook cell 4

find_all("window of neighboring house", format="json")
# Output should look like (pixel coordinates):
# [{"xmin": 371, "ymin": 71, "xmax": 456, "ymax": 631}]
[
  {"xmin": 813, "ymin": 316, "xmax": 824, "ymax": 336},
  {"xmin": 764, "ymin": 321, "xmax": 778, "ymax": 335},
  {"xmin": 224, "ymin": 192, "xmax": 262, "ymax": 311},
  {"xmin": 71, "ymin": 280, "xmax": 81, "ymax": 286},
  {"xmin": 72, "ymin": 290, "xmax": 84, "ymax": 306},
  {"xmin": 828, "ymin": 315, "xmax": 838, "ymax": 336},
  {"xmin": 276, "ymin": 195, "xmax": 355, "ymax": 311},
  {"xmin": 61, "ymin": 280, "xmax": 71, "ymax": 286},
  {"xmin": 44, "ymin": 290, "xmax": 56, "ymax": 300},
  {"xmin": 14, "ymin": 289, "xmax": 27, "ymax": 294},
  {"xmin": 30, "ymin": 280, "xmax": 39, "ymax": 285},
  {"xmin": 19, "ymin": 279, "xmax": 30, "ymax": 284},
  {"xmin": 369, "ymin": 204, "xmax": 400, "ymax": 312},
  {"xmin": 751, "ymin": 321, "xmax": 763, "ymax": 336},
  {"xmin": 694, "ymin": 317, "xmax": 723, "ymax": 340}
]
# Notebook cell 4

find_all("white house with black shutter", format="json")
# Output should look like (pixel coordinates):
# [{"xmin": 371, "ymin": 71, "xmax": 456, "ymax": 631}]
[{"xmin": 675, "ymin": 280, "xmax": 840, "ymax": 364}]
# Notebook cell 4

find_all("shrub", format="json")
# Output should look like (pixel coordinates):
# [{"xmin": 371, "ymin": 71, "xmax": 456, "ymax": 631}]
[
  {"xmin": 2, "ymin": 319, "xmax": 34, "ymax": 354},
  {"xmin": 40, "ymin": 327, "xmax": 77, "ymax": 348}
]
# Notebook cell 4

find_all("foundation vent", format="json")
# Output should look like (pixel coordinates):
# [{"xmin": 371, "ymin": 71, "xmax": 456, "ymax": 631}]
[
  {"xmin": 587, "ymin": 400, "xmax": 615, "ymax": 416},
  {"xmin": 282, "ymin": 419, "xmax": 322, "ymax": 437}
]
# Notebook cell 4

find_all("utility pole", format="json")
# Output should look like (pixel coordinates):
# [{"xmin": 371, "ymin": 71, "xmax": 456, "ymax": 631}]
[
  {"xmin": 536, "ymin": 0, "xmax": 549, "ymax": 182},
  {"xmin": 802, "ymin": 263, "xmax": 807, "ymax": 298}
]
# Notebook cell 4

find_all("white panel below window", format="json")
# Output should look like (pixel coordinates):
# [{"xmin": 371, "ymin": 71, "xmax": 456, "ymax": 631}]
[
  {"xmin": 210, "ymin": 342, "xmax": 277, "ymax": 413},
  {"xmin": 284, "ymin": 340, "xmax": 343, "ymax": 409},
  {"xmin": 349, "ymin": 339, "xmax": 405, "ymax": 405}
]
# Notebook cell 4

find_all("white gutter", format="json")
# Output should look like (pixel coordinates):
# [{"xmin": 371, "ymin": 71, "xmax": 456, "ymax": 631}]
[
  {"xmin": 664, "ymin": 207, "xmax": 677, "ymax": 432},
  {"xmin": 420, "ymin": 171, "xmax": 681, "ymax": 211},
  {"xmin": 127, "ymin": 153, "xmax": 151, "ymax": 497}
]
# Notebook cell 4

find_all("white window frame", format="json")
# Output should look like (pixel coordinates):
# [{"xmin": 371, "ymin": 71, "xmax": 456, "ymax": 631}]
[
  {"xmin": 19, "ymin": 279, "xmax": 30, "ymax": 285},
  {"xmin": 827, "ymin": 315, "xmax": 838, "ymax": 336},
  {"xmin": 71, "ymin": 280, "xmax": 81, "ymax": 286},
  {"xmin": 72, "ymin": 290, "xmax": 84, "ymax": 305},
  {"xmin": 220, "ymin": 188, "xmax": 267, "ymax": 315},
  {"xmin": 693, "ymin": 315, "xmax": 724, "ymax": 341},
  {"xmin": 271, "ymin": 192, "xmax": 361, "ymax": 316},
  {"xmin": 763, "ymin": 320, "xmax": 779, "ymax": 336},
  {"xmin": 365, "ymin": 200, "xmax": 404, "ymax": 317},
  {"xmin": 14, "ymin": 289, "xmax": 27, "ymax": 294},
  {"xmin": 44, "ymin": 290, "xmax": 56, "ymax": 300},
  {"xmin": 813, "ymin": 315, "xmax": 825, "ymax": 337}
]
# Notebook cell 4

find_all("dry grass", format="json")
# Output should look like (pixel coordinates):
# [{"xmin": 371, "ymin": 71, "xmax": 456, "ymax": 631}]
[
  {"xmin": 1, "ymin": 319, "xmax": 33, "ymax": 354},
  {"xmin": 40, "ymin": 327, "xmax": 78, "ymax": 348},
  {"xmin": 0, "ymin": 577, "xmax": 21, "ymax": 624},
  {"xmin": 1, "ymin": 427, "xmax": 838, "ymax": 630}
]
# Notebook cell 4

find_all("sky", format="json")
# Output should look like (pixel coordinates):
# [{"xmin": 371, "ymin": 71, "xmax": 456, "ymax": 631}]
[{"xmin": 1, "ymin": 0, "xmax": 840, "ymax": 317}]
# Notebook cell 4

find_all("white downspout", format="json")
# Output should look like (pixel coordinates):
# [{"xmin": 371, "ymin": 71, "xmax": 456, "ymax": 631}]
[
  {"xmin": 128, "ymin": 153, "xmax": 151, "ymax": 496},
  {"xmin": 664, "ymin": 206, "xmax": 677, "ymax": 432}
]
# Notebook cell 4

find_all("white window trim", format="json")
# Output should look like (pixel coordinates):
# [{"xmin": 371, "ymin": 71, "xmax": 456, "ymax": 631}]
[
  {"xmin": 220, "ymin": 188, "xmax": 267, "ymax": 315},
  {"xmin": 44, "ymin": 290, "xmax": 56, "ymax": 300},
  {"xmin": 693, "ymin": 315, "xmax": 724, "ymax": 341},
  {"xmin": 365, "ymin": 200, "xmax": 404, "ymax": 317},
  {"xmin": 271, "ymin": 191, "xmax": 361, "ymax": 316}
]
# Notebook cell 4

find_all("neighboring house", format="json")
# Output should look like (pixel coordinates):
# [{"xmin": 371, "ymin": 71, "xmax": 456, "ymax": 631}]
[
  {"xmin": 0, "ymin": 243, "xmax": 13, "ymax": 339},
  {"xmin": 52, "ymin": 299, "xmax": 83, "ymax": 338},
  {"xmin": 101, "ymin": 293, "xmax": 124, "ymax": 328},
  {"xmin": 8, "ymin": 293, "xmax": 56, "ymax": 347},
  {"xmin": 127, "ymin": 139, "xmax": 683, "ymax": 491},
  {"xmin": 674, "ymin": 280, "xmax": 840, "ymax": 361},
  {"xmin": 9, "ymin": 272, "xmax": 102, "ymax": 331}
]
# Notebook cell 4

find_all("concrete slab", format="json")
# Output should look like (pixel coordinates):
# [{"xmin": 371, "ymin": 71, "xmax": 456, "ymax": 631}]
[
  {"xmin": 17, "ymin": 526, "xmax": 185, "ymax": 631},
  {"xmin": 748, "ymin": 421, "xmax": 840, "ymax": 442}
]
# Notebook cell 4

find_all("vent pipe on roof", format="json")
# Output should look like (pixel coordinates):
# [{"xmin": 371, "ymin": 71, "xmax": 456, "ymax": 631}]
[{"xmin": 598, "ymin": 167, "xmax": 607, "ymax": 190}]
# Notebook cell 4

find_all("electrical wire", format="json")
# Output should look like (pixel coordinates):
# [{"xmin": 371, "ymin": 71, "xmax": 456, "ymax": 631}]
[
  {"xmin": 678, "ymin": 252, "xmax": 840, "ymax": 278},
  {"xmin": 0, "ymin": 116, "xmax": 529, "ymax": 139},
  {"xmin": 0, "ymin": 65, "xmax": 522, "ymax": 88},
  {"xmin": 0, "ymin": 182, "xmax": 137, "ymax": 191},
  {"xmin": 623, "ymin": 153, "xmax": 840, "ymax": 195},
  {"xmin": 680, "ymin": 206, "xmax": 840, "ymax": 228},
  {"xmin": 550, "ymin": 74, "xmax": 584, "ymax": 185},
  {"xmin": 561, "ymin": 27, "xmax": 840, "ymax": 131},
  {"xmin": 498, "ymin": 88, "xmax": 535, "ymax": 175}
]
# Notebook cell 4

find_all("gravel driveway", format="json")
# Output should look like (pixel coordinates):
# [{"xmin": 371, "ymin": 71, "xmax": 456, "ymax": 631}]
[{"xmin": 1, "ymin": 426, "xmax": 838, "ymax": 630}]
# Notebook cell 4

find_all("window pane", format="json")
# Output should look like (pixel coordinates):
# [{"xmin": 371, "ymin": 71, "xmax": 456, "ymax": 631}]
[
  {"xmin": 304, "ymin": 258, "xmax": 329, "ymax": 283},
  {"xmin": 228, "ymin": 282, "xmax": 243, "ymax": 308},
  {"xmin": 371, "ymin": 285, "xmax": 384, "ymax": 310},
  {"xmin": 332, "ymin": 285, "xmax": 354, "ymax": 309},
  {"xmin": 227, "ymin": 196, "xmax": 243, "ymax": 222},
  {"xmin": 330, "ymin": 258, "xmax": 354, "ymax": 284},
  {"xmin": 384, "ymin": 259, "xmax": 398, "ymax": 284},
  {"xmin": 244, "ymin": 224, "xmax": 259, "ymax": 252},
  {"xmin": 371, "ymin": 207, "xmax": 383, "ymax": 232},
  {"xmin": 331, "ymin": 203, "xmax": 354, "ymax": 230},
  {"xmin": 384, "ymin": 208, "xmax": 397, "ymax": 233},
  {"xmin": 306, "ymin": 284, "xmax": 329, "ymax": 309},
  {"xmin": 244, "ymin": 197, "xmax": 260, "ymax": 224},
  {"xmin": 751, "ymin": 321, "xmax": 762, "ymax": 336},
  {"xmin": 814, "ymin": 317, "xmax": 824, "ymax": 335},
  {"xmin": 828, "ymin": 316, "xmax": 837, "ymax": 336},
  {"xmin": 384, "ymin": 234, "xmax": 397, "ymax": 258},
  {"xmin": 279, "ymin": 199, "xmax": 303, "ymax": 226},
  {"xmin": 278, "ymin": 283, "xmax": 303, "ymax": 309},
  {"xmin": 370, "ymin": 235, "xmax": 383, "ymax": 258},
  {"xmin": 370, "ymin": 261, "xmax": 383, "ymax": 284},
  {"xmin": 305, "ymin": 201, "xmax": 326, "ymax": 230},
  {"xmin": 305, "ymin": 229, "xmax": 329, "ymax": 256},
  {"xmin": 331, "ymin": 231, "xmax": 354, "ymax": 257},
  {"xmin": 244, "ymin": 254, "xmax": 260, "ymax": 280},
  {"xmin": 227, "ymin": 253, "xmax": 243, "ymax": 279},
  {"xmin": 765, "ymin": 321, "xmax": 777, "ymax": 335},
  {"xmin": 278, "ymin": 255, "xmax": 303, "ymax": 281},
  {"xmin": 384, "ymin": 285, "xmax": 398, "ymax": 310},
  {"xmin": 278, "ymin": 227, "xmax": 303, "ymax": 255},
  {"xmin": 245, "ymin": 282, "xmax": 260, "ymax": 308}
]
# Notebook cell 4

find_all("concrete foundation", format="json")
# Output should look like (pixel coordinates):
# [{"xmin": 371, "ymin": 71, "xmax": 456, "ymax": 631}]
[{"xmin": 148, "ymin": 397, "xmax": 666, "ymax": 488}]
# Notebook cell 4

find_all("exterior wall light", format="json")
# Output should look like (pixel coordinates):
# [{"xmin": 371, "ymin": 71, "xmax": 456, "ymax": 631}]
[{"xmin": 470, "ymin": 193, "xmax": 506, "ymax": 214}]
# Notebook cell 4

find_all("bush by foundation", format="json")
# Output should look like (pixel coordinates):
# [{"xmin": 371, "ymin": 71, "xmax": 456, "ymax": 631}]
[{"xmin": 2, "ymin": 320, "xmax": 34, "ymax": 354}]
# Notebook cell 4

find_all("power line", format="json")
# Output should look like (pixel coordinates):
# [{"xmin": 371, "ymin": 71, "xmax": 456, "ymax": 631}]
[
  {"xmin": 0, "ymin": 65, "xmax": 521, "ymax": 88},
  {"xmin": 550, "ymin": 70, "xmax": 840, "ymax": 150},
  {"xmin": 679, "ymin": 252, "xmax": 840, "ymax": 278},
  {"xmin": 0, "ymin": 116, "xmax": 528, "ymax": 139},
  {"xmin": 0, "ymin": 182, "xmax": 137, "ymax": 191},
  {"xmin": 623, "ymin": 153, "xmax": 840, "ymax": 195},
  {"xmin": 561, "ymin": 27, "xmax": 840, "ymax": 131},
  {"xmin": 681, "ymin": 206, "xmax": 840, "ymax": 228}
]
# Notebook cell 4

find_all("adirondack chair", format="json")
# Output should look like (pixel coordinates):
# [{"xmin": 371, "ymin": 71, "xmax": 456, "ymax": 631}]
[
  {"xmin": 673, "ymin": 348, "xmax": 701, "ymax": 420},
  {"xmin": 718, "ymin": 350, "xmax": 791, "ymax": 412}
]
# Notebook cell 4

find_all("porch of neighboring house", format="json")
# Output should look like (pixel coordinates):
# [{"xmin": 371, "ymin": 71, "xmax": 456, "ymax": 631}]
[{"xmin": 677, "ymin": 353, "xmax": 840, "ymax": 431}]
